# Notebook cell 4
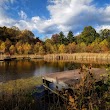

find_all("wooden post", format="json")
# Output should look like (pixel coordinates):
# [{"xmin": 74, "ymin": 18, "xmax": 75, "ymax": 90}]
[{"xmin": 56, "ymin": 77, "xmax": 59, "ymax": 84}]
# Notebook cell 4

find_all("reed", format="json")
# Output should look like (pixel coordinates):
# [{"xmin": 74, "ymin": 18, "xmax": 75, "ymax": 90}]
[{"xmin": 44, "ymin": 53, "xmax": 110, "ymax": 61}]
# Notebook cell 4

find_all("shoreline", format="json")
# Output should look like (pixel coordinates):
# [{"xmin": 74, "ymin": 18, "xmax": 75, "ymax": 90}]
[
  {"xmin": 44, "ymin": 53, "xmax": 110, "ymax": 61},
  {"xmin": 1, "ymin": 53, "xmax": 110, "ymax": 62}
]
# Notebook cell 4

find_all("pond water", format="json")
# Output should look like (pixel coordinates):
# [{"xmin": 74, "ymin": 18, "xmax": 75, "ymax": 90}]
[{"xmin": 0, "ymin": 59, "xmax": 110, "ymax": 82}]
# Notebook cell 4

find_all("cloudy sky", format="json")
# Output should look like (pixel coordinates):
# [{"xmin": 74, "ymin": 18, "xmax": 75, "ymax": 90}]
[{"xmin": 0, "ymin": 0, "xmax": 110, "ymax": 39}]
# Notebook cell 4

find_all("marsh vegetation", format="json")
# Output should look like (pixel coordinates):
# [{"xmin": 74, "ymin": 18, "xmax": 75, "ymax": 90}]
[{"xmin": 0, "ymin": 76, "xmax": 42, "ymax": 110}]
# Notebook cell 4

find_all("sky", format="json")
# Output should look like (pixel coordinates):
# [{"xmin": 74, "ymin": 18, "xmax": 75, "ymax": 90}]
[{"xmin": 0, "ymin": 0, "xmax": 110, "ymax": 39}]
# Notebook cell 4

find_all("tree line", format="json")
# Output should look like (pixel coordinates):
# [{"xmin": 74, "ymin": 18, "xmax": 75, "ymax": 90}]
[{"xmin": 0, "ymin": 26, "xmax": 110, "ymax": 55}]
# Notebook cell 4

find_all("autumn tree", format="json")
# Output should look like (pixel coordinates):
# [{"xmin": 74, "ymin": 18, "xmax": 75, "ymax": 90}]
[
  {"xmin": 89, "ymin": 38, "xmax": 101, "ymax": 53},
  {"xmin": 15, "ymin": 41, "xmax": 23, "ymax": 54},
  {"xmin": 9, "ymin": 45, "xmax": 16, "ymax": 55},
  {"xmin": 99, "ymin": 39, "xmax": 109, "ymax": 52},
  {"xmin": 0, "ymin": 42, "xmax": 6, "ymax": 53},
  {"xmin": 51, "ymin": 34, "xmax": 59, "ymax": 44},
  {"xmin": 58, "ymin": 44, "xmax": 66, "ymax": 53},
  {"xmin": 45, "ymin": 39, "xmax": 53, "ymax": 54},
  {"xmin": 39, "ymin": 45, "xmax": 45, "ymax": 55},
  {"xmin": 23, "ymin": 42, "xmax": 31, "ymax": 54},
  {"xmin": 51, "ymin": 44, "xmax": 59, "ymax": 53},
  {"xmin": 79, "ymin": 42, "xmax": 87, "ymax": 52},
  {"xmin": 5, "ymin": 38, "xmax": 12, "ymax": 53},
  {"xmin": 75, "ymin": 42, "xmax": 86, "ymax": 52},
  {"xmin": 34, "ymin": 42, "xmax": 41, "ymax": 54},
  {"xmin": 67, "ymin": 42, "xmax": 76, "ymax": 53}
]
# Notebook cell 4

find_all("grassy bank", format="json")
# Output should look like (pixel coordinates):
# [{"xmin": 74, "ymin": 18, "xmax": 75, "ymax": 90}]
[
  {"xmin": 0, "ymin": 69, "xmax": 110, "ymax": 110},
  {"xmin": 0, "ymin": 77, "xmax": 42, "ymax": 110},
  {"xmin": 0, "ymin": 76, "xmax": 42, "ymax": 93}
]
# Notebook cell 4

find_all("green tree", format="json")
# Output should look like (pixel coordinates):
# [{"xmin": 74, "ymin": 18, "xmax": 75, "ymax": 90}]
[
  {"xmin": 58, "ymin": 31, "xmax": 65, "ymax": 44},
  {"xmin": 80, "ymin": 26, "xmax": 99, "ymax": 44},
  {"xmin": 100, "ymin": 29, "xmax": 110, "ymax": 39},
  {"xmin": 67, "ymin": 31, "xmax": 74, "ymax": 43}
]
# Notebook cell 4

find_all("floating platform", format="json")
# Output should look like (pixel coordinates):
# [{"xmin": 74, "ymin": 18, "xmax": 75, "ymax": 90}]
[{"xmin": 42, "ymin": 68, "xmax": 107, "ymax": 90}]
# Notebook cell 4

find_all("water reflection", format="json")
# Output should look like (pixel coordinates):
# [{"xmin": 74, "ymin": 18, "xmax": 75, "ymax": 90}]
[{"xmin": 0, "ymin": 59, "xmax": 110, "ymax": 82}]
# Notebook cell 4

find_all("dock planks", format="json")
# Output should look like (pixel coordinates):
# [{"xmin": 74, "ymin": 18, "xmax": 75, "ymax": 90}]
[{"xmin": 43, "ymin": 68, "xmax": 107, "ymax": 87}]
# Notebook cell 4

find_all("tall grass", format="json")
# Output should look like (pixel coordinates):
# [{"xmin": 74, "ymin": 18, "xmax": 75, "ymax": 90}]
[
  {"xmin": 65, "ymin": 67, "xmax": 110, "ymax": 110},
  {"xmin": 0, "ymin": 69, "xmax": 110, "ymax": 110},
  {"xmin": 44, "ymin": 53, "xmax": 110, "ymax": 61},
  {"xmin": 0, "ymin": 77, "xmax": 42, "ymax": 110}
]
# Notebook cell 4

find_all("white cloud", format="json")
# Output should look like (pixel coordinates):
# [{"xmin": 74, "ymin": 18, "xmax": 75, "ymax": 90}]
[
  {"xmin": 0, "ymin": 0, "xmax": 110, "ymax": 36},
  {"xmin": 0, "ymin": 0, "xmax": 16, "ymax": 27},
  {"xmin": 46, "ymin": 0, "xmax": 110, "ymax": 34},
  {"xmin": 47, "ymin": 0, "xmax": 96, "ymax": 32},
  {"xmin": 96, "ymin": 25, "xmax": 110, "ymax": 32},
  {"xmin": 18, "ymin": 10, "xmax": 27, "ymax": 20}
]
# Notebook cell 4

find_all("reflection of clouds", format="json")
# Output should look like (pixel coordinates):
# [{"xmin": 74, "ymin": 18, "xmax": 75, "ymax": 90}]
[{"xmin": 33, "ymin": 66, "xmax": 59, "ymax": 76}]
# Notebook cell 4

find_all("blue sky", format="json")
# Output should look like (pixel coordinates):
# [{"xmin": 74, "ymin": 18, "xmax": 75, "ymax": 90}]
[{"xmin": 0, "ymin": 0, "xmax": 110, "ymax": 40}]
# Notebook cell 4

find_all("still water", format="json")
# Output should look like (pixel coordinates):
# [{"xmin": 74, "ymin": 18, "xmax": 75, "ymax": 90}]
[{"xmin": 0, "ymin": 59, "xmax": 109, "ymax": 82}]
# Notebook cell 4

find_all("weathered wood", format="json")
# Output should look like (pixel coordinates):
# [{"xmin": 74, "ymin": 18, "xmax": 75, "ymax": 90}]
[{"xmin": 43, "ymin": 68, "xmax": 107, "ymax": 88}]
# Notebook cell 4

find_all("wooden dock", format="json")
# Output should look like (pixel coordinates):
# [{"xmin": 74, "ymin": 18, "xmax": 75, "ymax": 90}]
[{"xmin": 42, "ymin": 68, "xmax": 107, "ymax": 90}]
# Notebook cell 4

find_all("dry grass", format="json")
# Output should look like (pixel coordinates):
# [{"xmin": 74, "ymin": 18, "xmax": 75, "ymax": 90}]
[
  {"xmin": 44, "ymin": 53, "xmax": 110, "ymax": 61},
  {"xmin": 0, "ymin": 76, "xmax": 42, "ymax": 93},
  {"xmin": 0, "ymin": 76, "xmax": 42, "ymax": 110},
  {"xmin": 66, "ymin": 67, "xmax": 110, "ymax": 110}
]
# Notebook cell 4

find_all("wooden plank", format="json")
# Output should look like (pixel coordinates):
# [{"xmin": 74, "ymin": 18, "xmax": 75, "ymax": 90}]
[{"xmin": 43, "ymin": 68, "xmax": 107, "ymax": 86}]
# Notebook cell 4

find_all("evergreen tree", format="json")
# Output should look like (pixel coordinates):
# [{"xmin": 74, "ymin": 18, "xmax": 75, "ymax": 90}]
[
  {"xmin": 58, "ymin": 31, "xmax": 65, "ymax": 44},
  {"xmin": 67, "ymin": 31, "xmax": 74, "ymax": 43}
]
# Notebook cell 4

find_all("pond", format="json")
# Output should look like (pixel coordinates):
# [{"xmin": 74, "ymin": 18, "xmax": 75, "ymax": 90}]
[{"xmin": 0, "ymin": 59, "xmax": 110, "ymax": 82}]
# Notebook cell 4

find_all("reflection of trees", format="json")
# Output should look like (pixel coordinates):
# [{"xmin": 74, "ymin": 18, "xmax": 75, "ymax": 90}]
[
  {"xmin": 32, "ymin": 59, "xmax": 45, "ymax": 67},
  {"xmin": 16, "ymin": 60, "xmax": 35, "ymax": 72},
  {"xmin": 1, "ymin": 59, "xmax": 110, "ymax": 82},
  {"xmin": 66, "ymin": 63, "xmax": 80, "ymax": 70},
  {"xmin": 5, "ymin": 61, "xmax": 10, "ymax": 72},
  {"xmin": 58, "ymin": 61, "xmax": 65, "ymax": 70}
]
